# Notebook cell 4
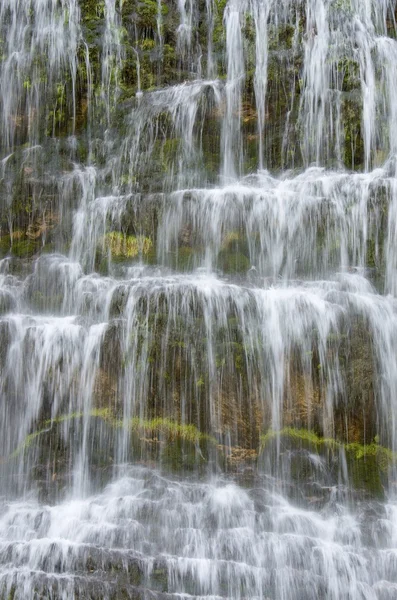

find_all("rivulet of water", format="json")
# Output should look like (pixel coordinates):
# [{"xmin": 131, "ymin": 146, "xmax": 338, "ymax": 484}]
[{"xmin": 1, "ymin": 0, "xmax": 397, "ymax": 598}]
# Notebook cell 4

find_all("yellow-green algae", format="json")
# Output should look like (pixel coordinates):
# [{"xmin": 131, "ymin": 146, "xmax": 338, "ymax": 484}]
[
  {"xmin": 103, "ymin": 232, "xmax": 153, "ymax": 259},
  {"xmin": 260, "ymin": 427, "xmax": 396, "ymax": 471},
  {"xmin": 261, "ymin": 428, "xmax": 396, "ymax": 497},
  {"xmin": 10, "ymin": 409, "xmax": 216, "ymax": 459}
]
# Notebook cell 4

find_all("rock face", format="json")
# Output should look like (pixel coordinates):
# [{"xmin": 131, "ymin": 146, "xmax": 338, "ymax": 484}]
[
  {"xmin": 0, "ymin": 0, "xmax": 397, "ymax": 490},
  {"xmin": 2, "ymin": 1, "xmax": 397, "ymax": 597}
]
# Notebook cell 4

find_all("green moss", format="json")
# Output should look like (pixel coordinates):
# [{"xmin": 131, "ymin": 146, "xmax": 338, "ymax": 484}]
[
  {"xmin": 31, "ymin": 290, "xmax": 63, "ymax": 312},
  {"xmin": 0, "ymin": 231, "xmax": 41, "ymax": 258},
  {"xmin": 260, "ymin": 428, "xmax": 395, "ymax": 465},
  {"xmin": 7, "ymin": 586, "xmax": 16, "ymax": 600},
  {"xmin": 218, "ymin": 250, "xmax": 250, "ymax": 274},
  {"xmin": 261, "ymin": 427, "xmax": 334, "ymax": 450},
  {"xmin": 260, "ymin": 428, "xmax": 395, "ymax": 498},
  {"xmin": 104, "ymin": 232, "xmax": 153, "ymax": 260},
  {"xmin": 343, "ymin": 97, "xmax": 364, "ymax": 170},
  {"xmin": 132, "ymin": 0, "xmax": 168, "ymax": 28},
  {"xmin": 80, "ymin": 0, "xmax": 105, "ymax": 21},
  {"xmin": 221, "ymin": 231, "xmax": 249, "ymax": 254},
  {"xmin": 160, "ymin": 137, "xmax": 180, "ymax": 171},
  {"xmin": 268, "ymin": 23, "xmax": 296, "ymax": 52},
  {"xmin": 11, "ymin": 239, "xmax": 38, "ymax": 258},
  {"xmin": 11, "ymin": 409, "xmax": 216, "ymax": 459},
  {"xmin": 337, "ymin": 57, "xmax": 360, "ymax": 93},
  {"xmin": 10, "ymin": 408, "xmax": 112, "ymax": 458},
  {"xmin": 130, "ymin": 416, "xmax": 215, "ymax": 445},
  {"xmin": 213, "ymin": 0, "xmax": 228, "ymax": 51},
  {"xmin": 366, "ymin": 236, "xmax": 382, "ymax": 270},
  {"xmin": 175, "ymin": 246, "xmax": 195, "ymax": 270},
  {"xmin": 0, "ymin": 235, "xmax": 12, "ymax": 256},
  {"xmin": 151, "ymin": 566, "xmax": 168, "ymax": 592}
]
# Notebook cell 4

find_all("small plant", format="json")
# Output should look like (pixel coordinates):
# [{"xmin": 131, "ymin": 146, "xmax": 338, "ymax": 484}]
[{"xmin": 104, "ymin": 232, "xmax": 153, "ymax": 258}]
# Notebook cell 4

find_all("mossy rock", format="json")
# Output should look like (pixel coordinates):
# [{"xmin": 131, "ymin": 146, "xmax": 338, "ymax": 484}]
[
  {"xmin": 0, "ymin": 290, "xmax": 16, "ymax": 315},
  {"xmin": 11, "ymin": 238, "xmax": 40, "ymax": 258},
  {"xmin": 129, "ymin": 417, "xmax": 219, "ymax": 473},
  {"xmin": 217, "ymin": 250, "xmax": 250, "ymax": 274},
  {"xmin": 0, "ymin": 320, "xmax": 11, "ymax": 370},
  {"xmin": 30, "ymin": 290, "xmax": 64, "ymax": 313},
  {"xmin": 160, "ymin": 437, "xmax": 210, "ymax": 472},
  {"xmin": 0, "ymin": 235, "xmax": 12, "ymax": 256},
  {"xmin": 9, "ymin": 412, "xmax": 220, "ymax": 496},
  {"xmin": 9, "ymin": 412, "xmax": 117, "ymax": 500},
  {"xmin": 0, "ymin": 231, "xmax": 37, "ymax": 257},
  {"xmin": 259, "ymin": 428, "xmax": 394, "ymax": 500},
  {"xmin": 221, "ymin": 231, "xmax": 250, "ymax": 255},
  {"xmin": 172, "ymin": 246, "xmax": 196, "ymax": 271},
  {"xmin": 346, "ymin": 451, "xmax": 384, "ymax": 500},
  {"xmin": 133, "ymin": 0, "xmax": 169, "ymax": 29},
  {"xmin": 104, "ymin": 232, "xmax": 153, "ymax": 261}
]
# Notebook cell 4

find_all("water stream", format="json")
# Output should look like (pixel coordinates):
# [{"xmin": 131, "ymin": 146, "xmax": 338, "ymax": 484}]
[{"xmin": 1, "ymin": 0, "xmax": 397, "ymax": 598}]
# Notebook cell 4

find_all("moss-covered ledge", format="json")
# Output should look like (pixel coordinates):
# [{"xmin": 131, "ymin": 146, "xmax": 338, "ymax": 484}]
[
  {"xmin": 10, "ymin": 409, "xmax": 218, "ymax": 472},
  {"xmin": 10, "ymin": 408, "xmax": 113, "ymax": 458},
  {"xmin": 259, "ymin": 428, "xmax": 396, "ymax": 499}
]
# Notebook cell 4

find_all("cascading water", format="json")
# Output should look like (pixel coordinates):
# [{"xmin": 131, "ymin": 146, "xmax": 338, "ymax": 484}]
[{"xmin": 1, "ymin": 0, "xmax": 397, "ymax": 598}]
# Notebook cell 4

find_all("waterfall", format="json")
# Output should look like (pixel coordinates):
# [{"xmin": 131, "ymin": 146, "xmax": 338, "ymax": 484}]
[{"xmin": 1, "ymin": 0, "xmax": 397, "ymax": 598}]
